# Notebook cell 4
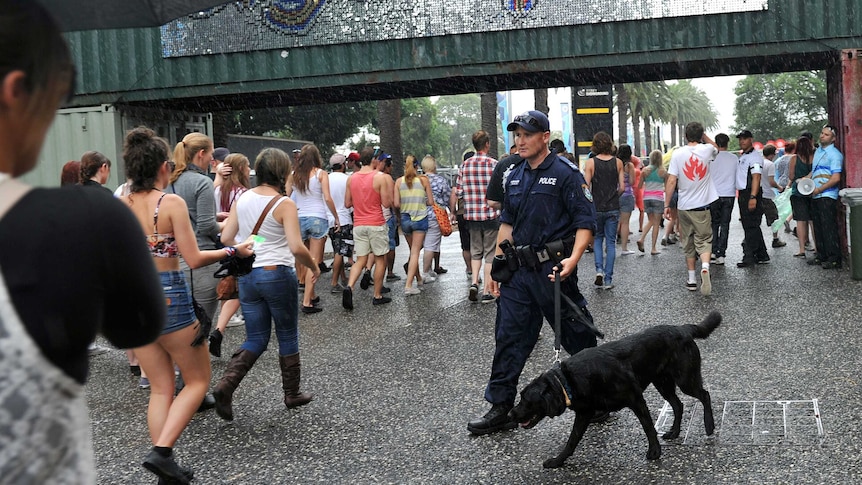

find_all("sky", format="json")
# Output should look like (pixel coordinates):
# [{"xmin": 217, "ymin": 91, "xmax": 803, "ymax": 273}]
[{"xmin": 507, "ymin": 75, "xmax": 745, "ymax": 142}]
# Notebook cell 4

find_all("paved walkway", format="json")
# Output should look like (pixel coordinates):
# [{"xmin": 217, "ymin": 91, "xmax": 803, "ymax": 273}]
[{"xmin": 87, "ymin": 211, "xmax": 862, "ymax": 483}]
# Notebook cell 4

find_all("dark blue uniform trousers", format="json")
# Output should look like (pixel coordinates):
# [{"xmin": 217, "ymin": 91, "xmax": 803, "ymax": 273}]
[{"xmin": 484, "ymin": 262, "xmax": 597, "ymax": 406}]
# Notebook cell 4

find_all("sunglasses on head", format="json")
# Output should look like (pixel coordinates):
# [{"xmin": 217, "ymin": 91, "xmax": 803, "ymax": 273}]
[
  {"xmin": 823, "ymin": 124, "xmax": 837, "ymax": 135},
  {"xmin": 514, "ymin": 114, "xmax": 544, "ymax": 130}
]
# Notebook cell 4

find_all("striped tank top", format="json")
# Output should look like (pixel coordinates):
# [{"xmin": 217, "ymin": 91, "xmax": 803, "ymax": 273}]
[{"xmin": 399, "ymin": 178, "xmax": 428, "ymax": 222}]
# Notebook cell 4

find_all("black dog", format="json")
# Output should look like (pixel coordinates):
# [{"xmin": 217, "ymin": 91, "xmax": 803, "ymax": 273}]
[{"xmin": 509, "ymin": 311, "xmax": 721, "ymax": 468}]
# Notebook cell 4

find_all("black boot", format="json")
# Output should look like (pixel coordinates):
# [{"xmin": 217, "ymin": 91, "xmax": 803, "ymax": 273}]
[
  {"xmin": 142, "ymin": 448, "xmax": 191, "ymax": 484},
  {"xmin": 279, "ymin": 353, "xmax": 313, "ymax": 408},
  {"xmin": 213, "ymin": 349, "xmax": 259, "ymax": 421},
  {"xmin": 208, "ymin": 328, "xmax": 223, "ymax": 357},
  {"xmin": 467, "ymin": 403, "xmax": 516, "ymax": 435}
]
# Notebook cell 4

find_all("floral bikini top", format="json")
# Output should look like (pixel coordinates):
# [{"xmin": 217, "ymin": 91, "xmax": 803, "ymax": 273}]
[{"xmin": 146, "ymin": 193, "xmax": 179, "ymax": 258}]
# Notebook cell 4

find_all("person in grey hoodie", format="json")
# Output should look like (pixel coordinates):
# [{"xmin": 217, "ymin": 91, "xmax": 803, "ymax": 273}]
[{"xmin": 169, "ymin": 133, "xmax": 222, "ymax": 323}]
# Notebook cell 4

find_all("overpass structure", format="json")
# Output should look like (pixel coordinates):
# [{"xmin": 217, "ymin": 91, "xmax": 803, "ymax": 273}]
[{"xmin": 56, "ymin": 0, "xmax": 862, "ymax": 185}]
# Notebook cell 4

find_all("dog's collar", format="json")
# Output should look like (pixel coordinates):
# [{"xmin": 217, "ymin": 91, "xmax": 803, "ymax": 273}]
[{"xmin": 553, "ymin": 373, "xmax": 573, "ymax": 408}]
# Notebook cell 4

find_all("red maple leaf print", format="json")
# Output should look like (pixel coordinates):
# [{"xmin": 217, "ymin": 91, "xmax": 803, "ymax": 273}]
[{"xmin": 683, "ymin": 154, "xmax": 707, "ymax": 181}]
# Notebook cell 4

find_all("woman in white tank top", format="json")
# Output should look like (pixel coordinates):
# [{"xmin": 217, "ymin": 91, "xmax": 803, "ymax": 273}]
[
  {"xmin": 286, "ymin": 145, "xmax": 340, "ymax": 314},
  {"xmin": 215, "ymin": 147, "xmax": 320, "ymax": 422}
]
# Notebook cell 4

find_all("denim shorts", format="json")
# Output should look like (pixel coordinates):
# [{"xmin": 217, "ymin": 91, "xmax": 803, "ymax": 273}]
[
  {"xmin": 299, "ymin": 216, "xmax": 328, "ymax": 240},
  {"xmin": 160, "ymin": 270, "xmax": 196, "ymax": 335},
  {"xmin": 643, "ymin": 198, "xmax": 664, "ymax": 214},
  {"xmin": 400, "ymin": 213, "xmax": 428, "ymax": 235},
  {"xmin": 619, "ymin": 194, "xmax": 635, "ymax": 213}
]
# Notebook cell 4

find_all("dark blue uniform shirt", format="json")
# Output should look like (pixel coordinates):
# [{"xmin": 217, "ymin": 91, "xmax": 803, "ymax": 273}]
[{"xmin": 500, "ymin": 153, "xmax": 596, "ymax": 250}]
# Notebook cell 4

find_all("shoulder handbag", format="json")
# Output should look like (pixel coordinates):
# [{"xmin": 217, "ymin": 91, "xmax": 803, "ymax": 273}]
[
  {"xmin": 432, "ymin": 203, "xmax": 452, "ymax": 237},
  {"xmin": 215, "ymin": 195, "xmax": 283, "ymax": 300}
]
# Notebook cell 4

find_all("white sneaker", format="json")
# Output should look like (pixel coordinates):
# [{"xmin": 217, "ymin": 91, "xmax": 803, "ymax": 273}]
[
  {"xmin": 423, "ymin": 273, "xmax": 437, "ymax": 284},
  {"xmin": 700, "ymin": 268, "xmax": 711, "ymax": 296},
  {"xmin": 594, "ymin": 273, "xmax": 604, "ymax": 287},
  {"xmin": 404, "ymin": 286, "xmax": 421, "ymax": 296},
  {"xmin": 620, "ymin": 250, "xmax": 635, "ymax": 255},
  {"xmin": 714, "ymin": 257, "xmax": 725, "ymax": 265},
  {"xmin": 227, "ymin": 315, "xmax": 245, "ymax": 327}
]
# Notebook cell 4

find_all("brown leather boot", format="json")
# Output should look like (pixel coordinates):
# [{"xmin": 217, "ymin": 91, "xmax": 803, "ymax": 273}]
[
  {"xmin": 279, "ymin": 353, "xmax": 313, "ymax": 408},
  {"xmin": 213, "ymin": 349, "xmax": 259, "ymax": 421}
]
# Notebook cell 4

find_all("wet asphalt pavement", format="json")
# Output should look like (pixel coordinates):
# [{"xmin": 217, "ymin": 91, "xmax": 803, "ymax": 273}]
[{"xmin": 87, "ymin": 209, "xmax": 862, "ymax": 484}]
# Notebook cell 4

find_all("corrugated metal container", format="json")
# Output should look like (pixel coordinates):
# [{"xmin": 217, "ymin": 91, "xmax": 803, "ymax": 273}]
[
  {"xmin": 63, "ymin": 0, "xmax": 862, "ymax": 106},
  {"xmin": 28, "ymin": 105, "xmax": 124, "ymax": 188},
  {"xmin": 28, "ymin": 105, "xmax": 213, "ymax": 188}
]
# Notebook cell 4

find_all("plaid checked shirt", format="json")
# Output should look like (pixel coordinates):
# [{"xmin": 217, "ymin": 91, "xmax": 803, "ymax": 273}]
[{"xmin": 455, "ymin": 152, "xmax": 499, "ymax": 221}]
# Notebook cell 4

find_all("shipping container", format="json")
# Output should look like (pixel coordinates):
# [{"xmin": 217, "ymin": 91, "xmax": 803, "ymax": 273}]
[{"xmin": 29, "ymin": 105, "xmax": 212, "ymax": 189}]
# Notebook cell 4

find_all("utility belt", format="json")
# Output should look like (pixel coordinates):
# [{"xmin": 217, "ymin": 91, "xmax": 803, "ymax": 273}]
[{"xmin": 492, "ymin": 236, "xmax": 574, "ymax": 283}]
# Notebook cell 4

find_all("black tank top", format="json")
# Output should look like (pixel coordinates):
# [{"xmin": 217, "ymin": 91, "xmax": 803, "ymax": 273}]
[
  {"xmin": 591, "ymin": 156, "xmax": 620, "ymax": 212},
  {"xmin": 792, "ymin": 155, "xmax": 812, "ymax": 195}
]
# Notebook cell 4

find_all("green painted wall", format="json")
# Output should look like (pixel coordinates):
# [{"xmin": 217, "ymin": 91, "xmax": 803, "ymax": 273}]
[{"xmin": 65, "ymin": 0, "xmax": 862, "ymax": 108}]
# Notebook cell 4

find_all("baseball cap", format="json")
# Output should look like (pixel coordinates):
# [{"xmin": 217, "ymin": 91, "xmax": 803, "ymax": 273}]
[
  {"xmin": 736, "ymin": 130, "xmax": 753, "ymax": 139},
  {"xmin": 347, "ymin": 151, "xmax": 360, "ymax": 162},
  {"xmin": 329, "ymin": 153, "xmax": 346, "ymax": 167},
  {"xmin": 376, "ymin": 152, "xmax": 391, "ymax": 161},
  {"xmin": 507, "ymin": 110, "xmax": 550, "ymax": 133},
  {"xmin": 213, "ymin": 147, "xmax": 230, "ymax": 162}
]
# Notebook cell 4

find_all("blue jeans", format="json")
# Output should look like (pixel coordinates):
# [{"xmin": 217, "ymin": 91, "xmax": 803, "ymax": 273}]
[
  {"xmin": 710, "ymin": 197, "xmax": 735, "ymax": 258},
  {"xmin": 485, "ymin": 262, "xmax": 597, "ymax": 406},
  {"xmin": 238, "ymin": 265, "xmax": 300, "ymax": 356},
  {"xmin": 594, "ymin": 210, "xmax": 620, "ymax": 284}
]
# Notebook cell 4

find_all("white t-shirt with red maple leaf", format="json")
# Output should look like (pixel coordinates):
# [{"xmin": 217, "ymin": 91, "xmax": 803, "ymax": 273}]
[{"xmin": 668, "ymin": 143, "xmax": 718, "ymax": 210}]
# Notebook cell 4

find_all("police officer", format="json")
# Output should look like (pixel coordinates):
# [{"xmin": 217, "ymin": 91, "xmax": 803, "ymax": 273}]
[{"xmin": 467, "ymin": 110, "xmax": 600, "ymax": 435}]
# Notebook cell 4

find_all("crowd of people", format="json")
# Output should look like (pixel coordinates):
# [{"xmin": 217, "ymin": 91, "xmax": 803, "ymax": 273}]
[{"xmin": 1, "ymin": 2, "xmax": 851, "ymax": 481}]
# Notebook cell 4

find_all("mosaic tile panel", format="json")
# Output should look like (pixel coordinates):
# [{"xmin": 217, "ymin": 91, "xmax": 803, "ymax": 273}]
[{"xmin": 161, "ymin": 0, "xmax": 769, "ymax": 57}]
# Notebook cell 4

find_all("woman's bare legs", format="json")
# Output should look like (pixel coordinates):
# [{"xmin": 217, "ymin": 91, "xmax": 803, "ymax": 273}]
[
  {"xmin": 620, "ymin": 211, "xmax": 633, "ymax": 252},
  {"xmin": 215, "ymin": 299, "xmax": 240, "ymax": 334},
  {"xmin": 302, "ymin": 237, "xmax": 326, "ymax": 307},
  {"xmin": 405, "ymin": 231, "xmax": 426, "ymax": 289},
  {"xmin": 136, "ymin": 323, "xmax": 211, "ymax": 447}
]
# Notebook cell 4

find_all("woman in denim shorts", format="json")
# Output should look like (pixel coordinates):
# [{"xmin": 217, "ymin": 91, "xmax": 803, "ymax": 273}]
[
  {"xmin": 394, "ymin": 155, "xmax": 434, "ymax": 295},
  {"xmin": 637, "ymin": 150, "xmax": 668, "ymax": 255},
  {"xmin": 120, "ymin": 127, "xmax": 253, "ymax": 482},
  {"xmin": 286, "ymin": 144, "xmax": 340, "ymax": 314}
]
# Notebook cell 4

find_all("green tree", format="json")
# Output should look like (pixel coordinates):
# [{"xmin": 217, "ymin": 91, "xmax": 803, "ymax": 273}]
[
  {"xmin": 732, "ymin": 71, "xmax": 827, "ymax": 141},
  {"xmin": 225, "ymin": 102, "xmax": 377, "ymax": 159},
  {"xmin": 435, "ymin": 94, "xmax": 481, "ymax": 166},
  {"xmin": 400, "ymin": 98, "xmax": 450, "ymax": 168}
]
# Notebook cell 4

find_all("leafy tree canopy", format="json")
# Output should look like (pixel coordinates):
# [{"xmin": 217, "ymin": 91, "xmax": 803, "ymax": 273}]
[
  {"xmin": 732, "ymin": 71, "xmax": 827, "ymax": 142},
  {"xmin": 400, "ymin": 98, "xmax": 450, "ymax": 166},
  {"xmin": 225, "ymin": 101, "xmax": 377, "ymax": 159}
]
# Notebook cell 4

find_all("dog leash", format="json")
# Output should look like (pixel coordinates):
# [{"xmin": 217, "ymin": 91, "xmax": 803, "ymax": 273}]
[{"xmin": 553, "ymin": 267, "xmax": 562, "ymax": 364}]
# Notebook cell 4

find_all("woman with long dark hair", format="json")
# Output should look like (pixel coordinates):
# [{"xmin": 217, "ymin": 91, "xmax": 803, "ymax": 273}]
[
  {"xmin": 0, "ymin": 2, "xmax": 164, "ymax": 481},
  {"xmin": 209, "ymin": 152, "xmax": 252, "ymax": 357},
  {"xmin": 789, "ymin": 136, "xmax": 816, "ymax": 257},
  {"xmin": 616, "ymin": 144, "xmax": 638, "ymax": 254},
  {"xmin": 79, "ymin": 150, "xmax": 112, "ymax": 191},
  {"xmin": 286, "ymin": 144, "xmax": 339, "ymax": 313},
  {"xmin": 121, "ymin": 127, "xmax": 253, "ymax": 483},
  {"xmin": 215, "ymin": 148, "xmax": 320, "ymax": 422}
]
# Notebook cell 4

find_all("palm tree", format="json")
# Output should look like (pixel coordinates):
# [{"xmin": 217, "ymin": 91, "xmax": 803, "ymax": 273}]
[
  {"xmin": 614, "ymin": 84, "xmax": 629, "ymax": 146},
  {"xmin": 480, "ymin": 93, "xmax": 499, "ymax": 160},
  {"xmin": 378, "ymin": 99, "xmax": 402, "ymax": 179},
  {"xmin": 534, "ymin": 88, "xmax": 549, "ymax": 115},
  {"xmin": 626, "ymin": 82, "xmax": 669, "ymax": 155},
  {"xmin": 670, "ymin": 81, "xmax": 719, "ymax": 143}
]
